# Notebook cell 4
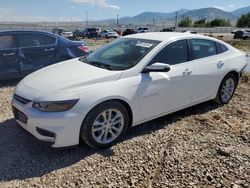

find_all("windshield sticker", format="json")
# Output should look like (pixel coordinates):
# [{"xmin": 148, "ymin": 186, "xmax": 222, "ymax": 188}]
[{"xmin": 135, "ymin": 41, "xmax": 153, "ymax": 48}]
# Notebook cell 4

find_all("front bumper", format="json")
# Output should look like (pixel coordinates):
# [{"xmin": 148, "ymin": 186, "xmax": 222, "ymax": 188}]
[{"xmin": 12, "ymin": 96, "xmax": 84, "ymax": 148}]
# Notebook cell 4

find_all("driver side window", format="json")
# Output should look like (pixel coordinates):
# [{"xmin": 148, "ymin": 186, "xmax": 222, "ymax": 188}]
[{"xmin": 150, "ymin": 40, "xmax": 188, "ymax": 65}]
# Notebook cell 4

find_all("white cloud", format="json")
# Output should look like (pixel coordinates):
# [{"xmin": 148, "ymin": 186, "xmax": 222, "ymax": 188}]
[
  {"xmin": 0, "ymin": 7, "xmax": 81, "ymax": 22},
  {"xmin": 69, "ymin": 0, "xmax": 120, "ymax": 9},
  {"xmin": 229, "ymin": 4, "xmax": 235, "ymax": 8}
]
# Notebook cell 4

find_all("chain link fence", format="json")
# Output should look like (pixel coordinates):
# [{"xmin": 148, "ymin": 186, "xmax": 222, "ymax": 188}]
[{"xmin": 1, "ymin": 22, "xmax": 248, "ymax": 33}]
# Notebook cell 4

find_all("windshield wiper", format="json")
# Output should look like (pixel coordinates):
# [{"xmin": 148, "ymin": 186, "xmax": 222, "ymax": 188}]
[
  {"xmin": 79, "ymin": 57, "xmax": 112, "ymax": 70},
  {"xmin": 89, "ymin": 61, "xmax": 112, "ymax": 70}
]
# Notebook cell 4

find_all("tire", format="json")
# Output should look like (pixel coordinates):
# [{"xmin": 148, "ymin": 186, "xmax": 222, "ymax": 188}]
[
  {"xmin": 214, "ymin": 73, "xmax": 238, "ymax": 104},
  {"xmin": 80, "ymin": 101, "xmax": 129, "ymax": 149}
]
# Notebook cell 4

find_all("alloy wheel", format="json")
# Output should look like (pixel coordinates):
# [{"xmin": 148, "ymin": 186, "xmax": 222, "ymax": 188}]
[
  {"xmin": 221, "ymin": 78, "xmax": 235, "ymax": 103},
  {"xmin": 91, "ymin": 109, "xmax": 124, "ymax": 144}
]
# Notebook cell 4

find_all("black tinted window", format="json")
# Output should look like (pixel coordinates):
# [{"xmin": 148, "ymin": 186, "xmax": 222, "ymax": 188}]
[
  {"xmin": 151, "ymin": 40, "xmax": 188, "ymax": 65},
  {"xmin": 191, "ymin": 39, "xmax": 216, "ymax": 59},
  {"xmin": 217, "ymin": 42, "xmax": 228, "ymax": 54},
  {"xmin": 19, "ymin": 33, "xmax": 56, "ymax": 47},
  {"xmin": 0, "ymin": 34, "xmax": 16, "ymax": 49}
]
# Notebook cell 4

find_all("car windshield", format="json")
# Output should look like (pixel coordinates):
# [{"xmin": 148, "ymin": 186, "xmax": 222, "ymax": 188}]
[{"xmin": 79, "ymin": 38, "xmax": 160, "ymax": 71}]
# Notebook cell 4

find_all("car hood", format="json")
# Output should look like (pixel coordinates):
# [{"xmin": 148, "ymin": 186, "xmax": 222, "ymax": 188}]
[{"xmin": 21, "ymin": 59, "xmax": 122, "ymax": 93}]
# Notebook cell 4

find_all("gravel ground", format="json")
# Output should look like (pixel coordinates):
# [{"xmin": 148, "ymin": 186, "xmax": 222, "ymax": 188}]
[{"xmin": 0, "ymin": 74, "xmax": 249, "ymax": 188}]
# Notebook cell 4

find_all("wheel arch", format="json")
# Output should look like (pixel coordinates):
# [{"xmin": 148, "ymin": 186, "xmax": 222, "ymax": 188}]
[
  {"xmin": 213, "ymin": 70, "xmax": 239, "ymax": 100},
  {"xmin": 82, "ymin": 97, "xmax": 134, "ymax": 127},
  {"xmin": 78, "ymin": 97, "xmax": 134, "ymax": 145},
  {"xmin": 225, "ymin": 70, "xmax": 239, "ymax": 84}
]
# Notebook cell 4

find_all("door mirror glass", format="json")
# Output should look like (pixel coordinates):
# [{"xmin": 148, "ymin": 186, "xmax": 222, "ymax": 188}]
[{"xmin": 142, "ymin": 62, "xmax": 171, "ymax": 73}]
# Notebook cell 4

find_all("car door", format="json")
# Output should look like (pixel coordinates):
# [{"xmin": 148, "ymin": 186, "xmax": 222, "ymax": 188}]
[
  {"xmin": 0, "ymin": 32, "xmax": 20, "ymax": 80},
  {"xmin": 136, "ymin": 39, "xmax": 194, "ymax": 121},
  {"xmin": 18, "ymin": 32, "xmax": 57, "ymax": 76},
  {"xmin": 190, "ymin": 39, "xmax": 227, "ymax": 103}
]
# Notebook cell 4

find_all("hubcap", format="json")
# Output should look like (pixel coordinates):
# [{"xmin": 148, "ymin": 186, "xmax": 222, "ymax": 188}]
[
  {"xmin": 92, "ymin": 109, "xmax": 124, "ymax": 144},
  {"xmin": 221, "ymin": 78, "xmax": 235, "ymax": 103}
]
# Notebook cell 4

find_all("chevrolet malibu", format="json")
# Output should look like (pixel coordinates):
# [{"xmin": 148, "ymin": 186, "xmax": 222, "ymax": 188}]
[{"xmin": 12, "ymin": 32, "xmax": 247, "ymax": 148}]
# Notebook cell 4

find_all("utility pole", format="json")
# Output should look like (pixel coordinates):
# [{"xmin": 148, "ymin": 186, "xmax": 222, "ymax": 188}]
[
  {"xmin": 116, "ymin": 14, "xmax": 119, "ymax": 27},
  {"xmin": 85, "ymin": 11, "xmax": 88, "ymax": 26},
  {"xmin": 175, "ymin": 11, "xmax": 178, "ymax": 30}
]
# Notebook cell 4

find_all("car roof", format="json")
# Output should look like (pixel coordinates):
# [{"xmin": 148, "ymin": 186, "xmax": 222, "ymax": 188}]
[
  {"xmin": 123, "ymin": 32, "xmax": 215, "ymax": 42},
  {"xmin": 0, "ymin": 30, "xmax": 54, "ymax": 35}
]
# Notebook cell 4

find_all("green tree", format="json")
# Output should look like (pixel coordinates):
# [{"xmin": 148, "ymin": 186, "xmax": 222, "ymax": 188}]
[
  {"xmin": 209, "ymin": 19, "xmax": 231, "ymax": 27},
  {"xmin": 237, "ymin": 13, "xmax": 250, "ymax": 27},
  {"xmin": 178, "ymin": 17, "xmax": 192, "ymax": 27},
  {"xmin": 193, "ymin": 19, "xmax": 206, "ymax": 27}
]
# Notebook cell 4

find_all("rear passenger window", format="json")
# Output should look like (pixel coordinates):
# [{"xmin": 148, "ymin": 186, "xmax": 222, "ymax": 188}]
[
  {"xmin": 217, "ymin": 42, "xmax": 228, "ymax": 54},
  {"xmin": 150, "ymin": 40, "xmax": 188, "ymax": 65},
  {"xmin": 0, "ymin": 35, "xmax": 16, "ymax": 50},
  {"xmin": 19, "ymin": 33, "xmax": 56, "ymax": 48},
  {"xmin": 191, "ymin": 39, "xmax": 216, "ymax": 59}
]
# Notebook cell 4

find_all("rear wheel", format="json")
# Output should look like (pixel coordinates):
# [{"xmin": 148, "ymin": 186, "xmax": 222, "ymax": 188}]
[
  {"xmin": 80, "ymin": 101, "xmax": 129, "ymax": 149},
  {"xmin": 214, "ymin": 73, "xmax": 237, "ymax": 104}
]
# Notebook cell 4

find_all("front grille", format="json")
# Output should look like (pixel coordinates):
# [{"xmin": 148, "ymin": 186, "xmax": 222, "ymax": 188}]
[
  {"xmin": 13, "ymin": 94, "xmax": 31, "ymax": 104},
  {"xmin": 12, "ymin": 107, "xmax": 28, "ymax": 124}
]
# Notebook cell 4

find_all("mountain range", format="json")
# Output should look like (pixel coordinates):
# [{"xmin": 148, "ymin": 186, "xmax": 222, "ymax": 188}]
[{"xmin": 97, "ymin": 6, "xmax": 250, "ymax": 25}]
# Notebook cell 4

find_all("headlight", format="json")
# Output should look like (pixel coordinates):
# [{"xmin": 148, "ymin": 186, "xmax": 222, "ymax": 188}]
[{"xmin": 32, "ymin": 99, "xmax": 79, "ymax": 112}]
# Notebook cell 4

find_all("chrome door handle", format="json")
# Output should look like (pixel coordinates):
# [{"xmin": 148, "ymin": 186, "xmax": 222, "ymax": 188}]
[
  {"xmin": 183, "ymin": 69, "xmax": 192, "ymax": 75},
  {"xmin": 3, "ymin": 52, "xmax": 15, "ymax": 56},
  {"xmin": 44, "ymin": 48, "xmax": 55, "ymax": 52}
]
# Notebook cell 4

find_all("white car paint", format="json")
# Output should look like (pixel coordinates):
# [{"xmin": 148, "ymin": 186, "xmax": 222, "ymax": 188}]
[
  {"xmin": 61, "ymin": 31, "xmax": 73, "ymax": 38},
  {"xmin": 100, "ymin": 30, "xmax": 119, "ymax": 38},
  {"xmin": 12, "ymin": 32, "xmax": 247, "ymax": 147}
]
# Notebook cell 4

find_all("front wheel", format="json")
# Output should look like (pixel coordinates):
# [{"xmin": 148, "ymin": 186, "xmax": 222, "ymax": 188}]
[
  {"xmin": 214, "ymin": 73, "xmax": 237, "ymax": 104},
  {"xmin": 80, "ymin": 101, "xmax": 129, "ymax": 149}
]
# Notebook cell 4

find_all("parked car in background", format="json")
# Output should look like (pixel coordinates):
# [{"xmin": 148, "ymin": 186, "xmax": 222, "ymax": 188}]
[
  {"xmin": 52, "ymin": 28, "xmax": 73, "ymax": 39},
  {"xmin": 12, "ymin": 32, "xmax": 246, "ymax": 148},
  {"xmin": 137, "ymin": 27, "xmax": 149, "ymax": 33},
  {"xmin": 73, "ymin": 29, "xmax": 87, "ymax": 38},
  {"xmin": 0, "ymin": 30, "xmax": 89, "ymax": 80},
  {"xmin": 231, "ymin": 29, "xmax": 238, "ymax": 34},
  {"xmin": 160, "ymin": 28, "xmax": 174, "ymax": 32},
  {"xmin": 85, "ymin": 28, "xmax": 99, "ymax": 38},
  {"xmin": 61, "ymin": 30, "xmax": 73, "ymax": 39},
  {"xmin": 183, "ymin": 30, "xmax": 197, "ymax": 34},
  {"xmin": 122, "ymin": 29, "xmax": 137, "ymax": 36},
  {"xmin": 234, "ymin": 30, "xmax": 250, "ymax": 39},
  {"xmin": 113, "ymin": 29, "xmax": 122, "ymax": 36},
  {"xmin": 100, "ymin": 30, "xmax": 119, "ymax": 38}
]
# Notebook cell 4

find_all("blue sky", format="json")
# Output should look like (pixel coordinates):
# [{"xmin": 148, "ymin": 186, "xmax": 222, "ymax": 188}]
[{"xmin": 0, "ymin": 0, "xmax": 249, "ymax": 22}]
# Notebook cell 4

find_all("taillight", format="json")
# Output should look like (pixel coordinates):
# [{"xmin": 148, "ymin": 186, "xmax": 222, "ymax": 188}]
[{"xmin": 78, "ymin": 45, "xmax": 89, "ymax": 52}]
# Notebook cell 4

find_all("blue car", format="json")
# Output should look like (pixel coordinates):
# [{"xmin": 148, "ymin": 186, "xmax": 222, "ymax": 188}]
[{"xmin": 0, "ymin": 30, "xmax": 89, "ymax": 80}]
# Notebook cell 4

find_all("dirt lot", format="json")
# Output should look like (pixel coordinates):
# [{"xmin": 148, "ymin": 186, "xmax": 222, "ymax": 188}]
[{"xmin": 0, "ymin": 39, "xmax": 250, "ymax": 188}]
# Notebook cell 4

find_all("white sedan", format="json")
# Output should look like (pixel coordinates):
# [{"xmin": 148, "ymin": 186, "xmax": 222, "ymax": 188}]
[
  {"xmin": 100, "ymin": 30, "xmax": 119, "ymax": 38},
  {"xmin": 12, "ymin": 32, "xmax": 247, "ymax": 148}
]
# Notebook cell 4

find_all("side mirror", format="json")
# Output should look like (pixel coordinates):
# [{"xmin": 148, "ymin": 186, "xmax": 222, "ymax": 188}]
[{"xmin": 142, "ymin": 62, "xmax": 171, "ymax": 73}]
